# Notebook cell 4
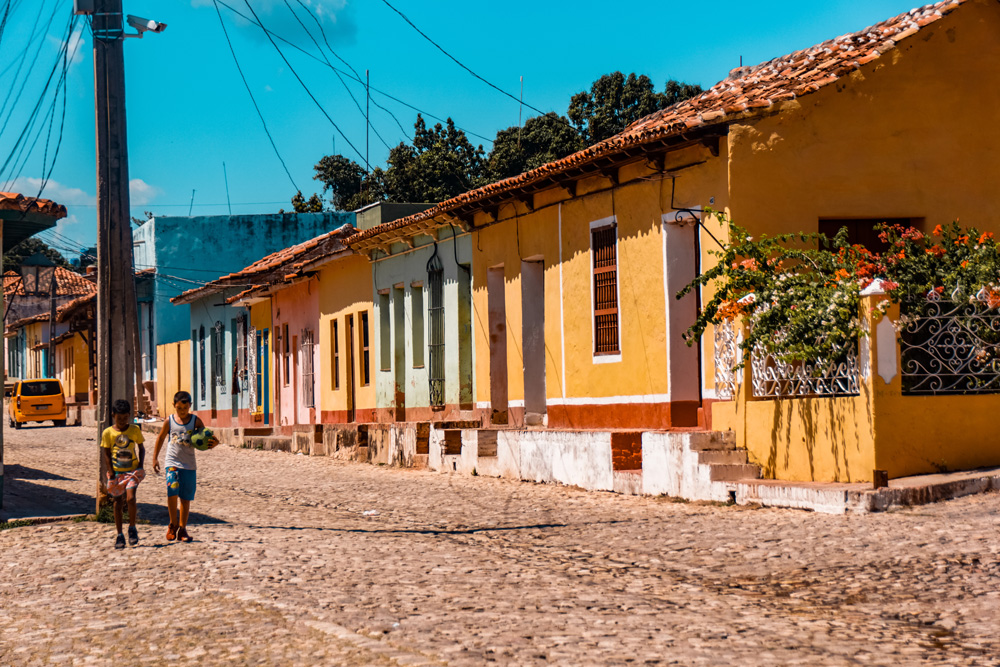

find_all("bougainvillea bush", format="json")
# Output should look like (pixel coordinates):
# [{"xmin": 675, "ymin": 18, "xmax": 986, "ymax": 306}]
[{"xmin": 679, "ymin": 213, "xmax": 1000, "ymax": 365}]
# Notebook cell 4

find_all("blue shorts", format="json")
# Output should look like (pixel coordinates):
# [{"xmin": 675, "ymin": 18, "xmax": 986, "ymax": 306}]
[{"xmin": 165, "ymin": 467, "xmax": 196, "ymax": 501}]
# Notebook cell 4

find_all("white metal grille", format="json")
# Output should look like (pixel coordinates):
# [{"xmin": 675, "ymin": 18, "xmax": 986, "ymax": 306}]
[
  {"xmin": 751, "ymin": 342, "xmax": 860, "ymax": 398},
  {"xmin": 714, "ymin": 318, "xmax": 738, "ymax": 400},
  {"xmin": 301, "ymin": 329, "xmax": 315, "ymax": 408}
]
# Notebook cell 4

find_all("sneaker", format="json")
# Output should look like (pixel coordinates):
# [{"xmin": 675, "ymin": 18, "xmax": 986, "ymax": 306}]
[
  {"xmin": 166, "ymin": 524, "xmax": 177, "ymax": 541},
  {"xmin": 128, "ymin": 525, "xmax": 139, "ymax": 546},
  {"xmin": 177, "ymin": 526, "xmax": 192, "ymax": 543},
  {"xmin": 114, "ymin": 533, "xmax": 125, "ymax": 550}
]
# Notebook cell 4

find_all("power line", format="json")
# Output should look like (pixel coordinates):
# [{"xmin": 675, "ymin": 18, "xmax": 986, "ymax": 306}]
[
  {"xmin": 288, "ymin": 0, "xmax": 411, "ymax": 142},
  {"xmin": 214, "ymin": 0, "xmax": 491, "ymax": 144},
  {"xmin": 239, "ymin": 0, "xmax": 367, "ymax": 168},
  {"xmin": 380, "ymin": 0, "xmax": 549, "ymax": 118},
  {"xmin": 281, "ymin": 0, "xmax": 391, "ymax": 151},
  {"xmin": 211, "ymin": 0, "xmax": 299, "ymax": 192}
]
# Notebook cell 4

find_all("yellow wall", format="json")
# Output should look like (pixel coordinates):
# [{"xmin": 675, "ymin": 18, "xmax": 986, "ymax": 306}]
[
  {"xmin": 55, "ymin": 334, "xmax": 89, "ymax": 401},
  {"xmin": 317, "ymin": 254, "xmax": 376, "ymax": 417},
  {"xmin": 699, "ymin": 1, "xmax": 1000, "ymax": 398},
  {"xmin": 471, "ymin": 144, "xmax": 725, "ymax": 408},
  {"xmin": 156, "ymin": 340, "xmax": 191, "ymax": 418}
]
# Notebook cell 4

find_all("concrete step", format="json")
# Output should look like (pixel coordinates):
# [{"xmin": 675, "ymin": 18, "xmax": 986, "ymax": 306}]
[
  {"xmin": 709, "ymin": 463, "xmax": 761, "ymax": 482},
  {"xmin": 686, "ymin": 431, "xmax": 737, "ymax": 451},
  {"xmin": 412, "ymin": 454, "xmax": 429, "ymax": 469},
  {"xmin": 697, "ymin": 449, "xmax": 748, "ymax": 465},
  {"xmin": 244, "ymin": 435, "xmax": 292, "ymax": 452}
]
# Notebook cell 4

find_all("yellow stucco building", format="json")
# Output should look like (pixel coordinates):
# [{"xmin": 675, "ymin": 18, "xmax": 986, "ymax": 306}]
[{"xmin": 350, "ymin": 0, "xmax": 1000, "ymax": 486}]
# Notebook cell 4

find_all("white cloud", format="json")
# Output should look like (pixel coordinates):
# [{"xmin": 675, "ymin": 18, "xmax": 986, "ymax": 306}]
[
  {"xmin": 6, "ymin": 177, "xmax": 95, "ymax": 206},
  {"xmin": 129, "ymin": 179, "xmax": 161, "ymax": 206},
  {"xmin": 47, "ymin": 27, "xmax": 86, "ymax": 67},
  {"xmin": 195, "ymin": 0, "xmax": 356, "ymax": 45}
]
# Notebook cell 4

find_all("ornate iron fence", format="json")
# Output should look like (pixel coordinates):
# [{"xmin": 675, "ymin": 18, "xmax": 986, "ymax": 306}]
[
  {"xmin": 750, "ymin": 344, "xmax": 861, "ymax": 398},
  {"xmin": 714, "ymin": 318, "xmax": 738, "ymax": 400},
  {"xmin": 901, "ymin": 290, "xmax": 1000, "ymax": 395}
]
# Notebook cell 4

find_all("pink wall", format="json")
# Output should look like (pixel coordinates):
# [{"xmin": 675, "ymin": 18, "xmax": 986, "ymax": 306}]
[{"xmin": 271, "ymin": 278, "xmax": 321, "ymax": 428}]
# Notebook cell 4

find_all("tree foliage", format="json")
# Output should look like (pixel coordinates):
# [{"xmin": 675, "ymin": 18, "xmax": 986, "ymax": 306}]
[
  {"xmin": 305, "ymin": 72, "xmax": 703, "ymax": 207},
  {"xmin": 486, "ymin": 112, "xmax": 583, "ymax": 182},
  {"xmin": 568, "ymin": 73, "xmax": 703, "ymax": 145},
  {"xmin": 3, "ymin": 237, "xmax": 72, "ymax": 272},
  {"xmin": 290, "ymin": 190, "xmax": 325, "ymax": 213}
]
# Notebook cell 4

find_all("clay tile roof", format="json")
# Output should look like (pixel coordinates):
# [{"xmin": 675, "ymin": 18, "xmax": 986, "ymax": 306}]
[
  {"xmin": 344, "ymin": 0, "xmax": 965, "ymax": 249},
  {"xmin": 0, "ymin": 192, "xmax": 67, "ymax": 219},
  {"xmin": 171, "ymin": 224, "xmax": 354, "ymax": 305},
  {"xmin": 3, "ymin": 266, "xmax": 96, "ymax": 297},
  {"xmin": 56, "ymin": 292, "xmax": 96, "ymax": 323}
]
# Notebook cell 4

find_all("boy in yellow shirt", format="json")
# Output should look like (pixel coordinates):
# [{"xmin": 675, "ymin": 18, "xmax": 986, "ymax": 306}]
[{"xmin": 101, "ymin": 399, "xmax": 145, "ymax": 549}]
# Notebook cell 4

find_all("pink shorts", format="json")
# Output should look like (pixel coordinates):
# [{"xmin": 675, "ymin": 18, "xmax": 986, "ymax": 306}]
[{"xmin": 107, "ymin": 469, "xmax": 145, "ymax": 497}]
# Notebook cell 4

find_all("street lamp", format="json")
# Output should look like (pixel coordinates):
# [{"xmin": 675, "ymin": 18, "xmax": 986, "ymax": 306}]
[
  {"xmin": 19, "ymin": 253, "xmax": 57, "ymax": 378},
  {"xmin": 19, "ymin": 252, "xmax": 56, "ymax": 297}
]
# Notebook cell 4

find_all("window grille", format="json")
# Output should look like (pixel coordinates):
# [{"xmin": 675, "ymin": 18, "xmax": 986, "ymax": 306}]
[
  {"xmin": 592, "ymin": 224, "xmax": 620, "ymax": 354},
  {"xmin": 198, "ymin": 325, "xmax": 206, "ymax": 401},
  {"xmin": 412, "ymin": 285, "xmax": 425, "ymax": 368},
  {"xmin": 214, "ymin": 321, "xmax": 226, "ymax": 392},
  {"xmin": 236, "ymin": 314, "xmax": 249, "ymax": 392},
  {"xmin": 360, "ymin": 312, "xmax": 370, "ymax": 386},
  {"xmin": 378, "ymin": 292, "xmax": 391, "ymax": 371},
  {"xmin": 332, "ymin": 319, "xmax": 340, "ymax": 390},
  {"xmin": 247, "ymin": 324, "xmax": 258, "ymax": 411},
  {"xmin": 282, "ymin": 323, "xmax": 290, "ymax": 386},
  {"xmin": 301, "ymin": 329, "xmax": 315, "ymax": 408},
  {"xmin": 427, "ymin": 246, "xmax": 445, "ymax": 407}
]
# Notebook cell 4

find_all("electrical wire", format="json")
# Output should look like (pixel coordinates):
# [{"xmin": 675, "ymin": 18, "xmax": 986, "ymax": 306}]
[
  {"xmin": 281, "ymin": 0, "xmax": 391, "ymax": 151},
  {"xmin": 289, "ymin": 0, "xmax": 411, "ymax": 142},
  {"xmin": 214, "ymin": 0, "xmax": 492, "ymax": 144},
  {"xmin": 379, "ymin": 0, "xmax": 566, "ymax": 127},
  {"xmin": 211, "ymin": 0, "xmax": 299, "ymax": 192},
  {"xmin": 240, "ymin": 0, "xmax": 367, "ymax": 168}
]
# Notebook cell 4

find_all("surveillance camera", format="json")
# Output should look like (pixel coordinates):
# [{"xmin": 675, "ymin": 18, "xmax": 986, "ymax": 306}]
[{"xmin": 126, "ymin": 15, "xmax": 167, "ymax": 35}]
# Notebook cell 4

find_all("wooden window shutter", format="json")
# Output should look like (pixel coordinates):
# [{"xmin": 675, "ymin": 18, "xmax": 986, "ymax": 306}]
[{"xmin": 592, "ymin": 224, "xmax": 620, "ymax": 354}]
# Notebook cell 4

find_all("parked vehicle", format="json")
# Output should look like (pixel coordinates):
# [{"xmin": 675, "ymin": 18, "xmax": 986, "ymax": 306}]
[{"xmin": 8, "ymin": 379, "xmax": 67, "ymax": 428}]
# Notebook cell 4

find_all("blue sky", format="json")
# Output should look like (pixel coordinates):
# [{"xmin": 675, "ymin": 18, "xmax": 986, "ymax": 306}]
[{"xmin": 0, "ymin": 0, "xmax": 928, "ymax": 259}]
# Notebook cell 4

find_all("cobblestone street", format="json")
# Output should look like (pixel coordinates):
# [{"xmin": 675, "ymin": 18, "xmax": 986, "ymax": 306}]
[{"xmin": 2, "ymin": 425, "xmax": 1000, "ymax": 666}]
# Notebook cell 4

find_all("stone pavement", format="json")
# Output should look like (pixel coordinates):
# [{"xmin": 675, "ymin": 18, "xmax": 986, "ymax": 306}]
[{"xmin": 2, "ymin": 425, "xmax": 1000, "ymax": 666}]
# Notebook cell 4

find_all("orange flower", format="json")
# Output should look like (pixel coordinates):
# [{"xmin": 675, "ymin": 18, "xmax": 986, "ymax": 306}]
[
  {"xmin": 897, "ymin": 250, "xmax": 905, "ymax": 259},
  {"xmin": 926, "ymin": 245, "xmax": 946, "ymax": 258},
  {"xmin": 980, "ymin": 232, "xmax": 994, "ymax": 244},
  {"xmin": 834, "ymin": 268, "xmax": 850, "ymax": 280},
  {"xmin": 961, "ymin": 260, "xmax": 969, "ymax": 268},
  {"xmin": 956, "ymin": 235, "xmax": 970, "ymax": 245},
  {"xmin": 932, "ymin": 224, "xmax": 944, "ymax": 236}
]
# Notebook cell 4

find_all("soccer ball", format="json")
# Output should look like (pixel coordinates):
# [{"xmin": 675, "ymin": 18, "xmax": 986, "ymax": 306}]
[{"xmin": 190, "ymin": 428, "xmax": 216, "ymax": 451}]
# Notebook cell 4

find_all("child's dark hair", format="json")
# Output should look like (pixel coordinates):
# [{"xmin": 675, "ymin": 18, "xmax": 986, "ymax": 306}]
[
  {"xmin": 173, "ymin": 390, "xmax": 192, "ymax": 404},
  {"xmin": 111, "ymin": 399, "xmax": 131, "ymax": 415}
]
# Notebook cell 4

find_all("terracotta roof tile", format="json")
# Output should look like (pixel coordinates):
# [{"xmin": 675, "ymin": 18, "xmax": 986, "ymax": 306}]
[
  {"xmin": 345, "ymin": 1, "xmax": 967, "ymax": 249},
  {"xmin": 0, "ymin": 192, "xmax": 67, "ymax": 220},
  {"xmin": 171, "ymin": 224, "xmax": 354, "ymax": 305},
  {"xmin": 3, "ymin": 266, "xmax": 96, "ymax": 297}
]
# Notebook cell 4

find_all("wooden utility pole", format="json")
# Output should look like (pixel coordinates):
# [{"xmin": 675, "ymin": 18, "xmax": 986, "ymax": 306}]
[{"xmin": 93, "ymin": 0, "xmax": 140, "ymax": 512}]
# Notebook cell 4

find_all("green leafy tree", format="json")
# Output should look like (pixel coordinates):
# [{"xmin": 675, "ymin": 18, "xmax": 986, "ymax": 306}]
[
  {"xmin": 3, "ymin": 237, "xmax": 72, "ymax": 272},
  {"xmin": 485, "ymin": 112, "xmax": 584, "ymax": 182},
  {"xmin": 381, "ymin": 115, "xmax": 486, "ymax": 203},
  {"xmin": 290, "ymin": 191, "xmax": 326, "ymax": 213},
  {"xmin": 568, "ymin": 73, "xmax": 703, "ymax": 145}
]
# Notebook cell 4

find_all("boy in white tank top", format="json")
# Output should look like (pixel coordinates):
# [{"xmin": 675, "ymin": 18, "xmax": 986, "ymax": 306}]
[{"xmin": 150, "ymin": 390, "xmax": 218, "ymax": 542}]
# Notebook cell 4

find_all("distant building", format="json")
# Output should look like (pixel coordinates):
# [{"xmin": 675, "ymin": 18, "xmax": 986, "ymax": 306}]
[{"xmin": 132, "ymin": 211, "xmax": 355, "ymax": 389}]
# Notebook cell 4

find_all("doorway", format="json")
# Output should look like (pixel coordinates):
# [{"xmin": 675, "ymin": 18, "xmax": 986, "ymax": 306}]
[
  {"xmin": 487, "ymin": 265, "xmax": 508, "ymax": 424},
  {"xmin": 346, "ymin": 314, "xmax": 356, "ymax": 423},
  {"xmin": 393, "ymin": 287, "xmax": 406, "ymax": 421},
  {"xmin": 521, "ymin": 259, "xmax": 545, "ymax": 425}
]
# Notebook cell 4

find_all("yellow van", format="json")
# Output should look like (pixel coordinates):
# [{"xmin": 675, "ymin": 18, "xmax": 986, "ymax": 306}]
[{"xmin": 8, "ymin": 379, "xmax": 67, "ymax": 428}]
